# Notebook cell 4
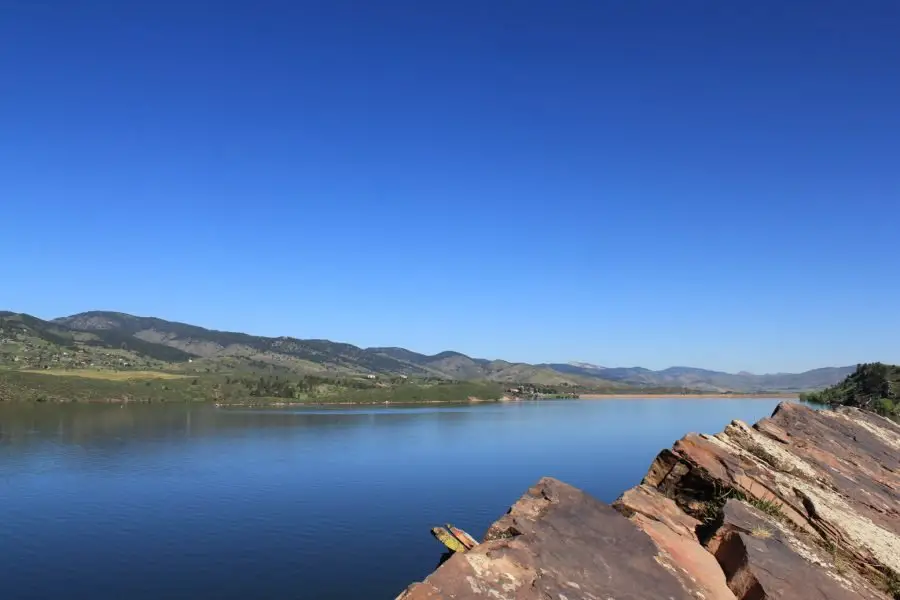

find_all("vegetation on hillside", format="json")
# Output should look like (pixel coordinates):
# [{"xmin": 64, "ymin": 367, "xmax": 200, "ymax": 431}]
[
  {"xmin": 2, "ymin": 309, "xmax": 857, "ymax": 401},
  {"xmin": 0, "ymin": 312, "xmax": 579, "ymax": 404},
  {"xmin": 4, "ymin": 311, "xmax": 622, "ymax": 386},
  {"xmin": 800, "ymin": 363, "xmax": 900, "ymax": 417},
  {"xmin": 0, "ymin": 313, "xmax": 189, "ymax": 371},
  {"xmin": 0, "ymin": 370, "xmax": 507, "ymax": 405}
]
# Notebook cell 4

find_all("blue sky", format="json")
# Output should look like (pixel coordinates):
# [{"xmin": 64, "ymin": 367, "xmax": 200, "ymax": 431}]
[{"xmin": 2, "ymin": 1, "xmax": 898, "ymax": 373}]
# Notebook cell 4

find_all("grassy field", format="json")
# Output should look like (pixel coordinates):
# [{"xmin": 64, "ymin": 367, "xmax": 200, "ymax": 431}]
[
  {"xmin": 20, "ymin": 369, "xmax": 187, "ymax": 380},
  {"xmin": 0, "ymin": 369, "xmax": 507, "ymax": 405},
  {"xmin": 0, "ymin": 370, "xmax": 217, "ymax": 403}
]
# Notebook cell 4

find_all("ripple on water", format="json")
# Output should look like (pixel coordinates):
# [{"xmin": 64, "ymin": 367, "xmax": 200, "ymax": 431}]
[{"xmin": 0, "ymin": 398, "xmax": 789, "ymax": 600}]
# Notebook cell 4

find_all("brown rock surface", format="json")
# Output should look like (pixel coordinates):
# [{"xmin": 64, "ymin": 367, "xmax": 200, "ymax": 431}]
[
  {"xmin": 397, "ymin": 404, "xmax": 900, "ymax": 600},
  {"xmin": 706, "ymin": 499, "xmax": 884, "ymax": 600},
  {"xmin": 642, "ymin": 404, "xmax": 900, "ymax": 577},
  {"xmin": 396, "ymin": 478, "xmax": 699, "ymax": 600},
  {"xmin": 614, "ymin": 484, "xmax": 737, "ymax": 600}
]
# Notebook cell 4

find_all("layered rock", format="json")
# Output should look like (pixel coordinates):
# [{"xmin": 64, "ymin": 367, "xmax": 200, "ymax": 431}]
[
  {"xmin": 396, "ymin": 404, "xmax": 900, "ymax": 600},
  {"xmin": 396, "ymin": 477, "xmax": 702, "ymax": 600}
]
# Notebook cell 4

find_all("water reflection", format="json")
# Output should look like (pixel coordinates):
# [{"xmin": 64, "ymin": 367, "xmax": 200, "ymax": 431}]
[
  {"xmin": 0, "ymin": 398, "xmax": 794, "ymax": 600},
  {"xmin": 0, "ymin": 404, "xmax": 443, "ymax": 445}
]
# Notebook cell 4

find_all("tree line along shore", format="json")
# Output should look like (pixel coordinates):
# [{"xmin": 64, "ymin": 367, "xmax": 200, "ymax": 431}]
[
  {"xmin": 0, "ymin": 369, "xmax": 739, "ymax": 405},
  {"xmin": 2, "ymin": 363, "xmax": 894, "ymax": 412}
]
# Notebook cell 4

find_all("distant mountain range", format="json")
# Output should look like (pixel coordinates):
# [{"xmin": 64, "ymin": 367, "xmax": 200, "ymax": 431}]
[
  {"xmin": 1, "ymin": 310, "xmax": 855, "ymax": 392},
  {"xmin": 539, "ymin": 362, "xmax": 855, "ymax": 393}
]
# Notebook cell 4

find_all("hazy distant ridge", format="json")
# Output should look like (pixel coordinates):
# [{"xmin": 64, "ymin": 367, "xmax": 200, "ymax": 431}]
[{"xmin": 539, "ymin": 362, "xmax": 854, "ymax": 392}]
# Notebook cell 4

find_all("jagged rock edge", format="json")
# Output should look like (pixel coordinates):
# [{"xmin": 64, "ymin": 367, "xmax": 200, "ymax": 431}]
[{"xmin": 397, "ymin": 403, "xmax": 900, "ymax": 600}]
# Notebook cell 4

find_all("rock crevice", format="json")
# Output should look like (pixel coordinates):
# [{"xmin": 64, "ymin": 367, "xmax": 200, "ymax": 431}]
[{"xmin": 396, "ymin": 404, "xmax": 900, "ymax": 600}]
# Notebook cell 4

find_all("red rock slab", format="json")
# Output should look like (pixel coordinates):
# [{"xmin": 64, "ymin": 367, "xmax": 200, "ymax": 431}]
[
  {"xmin": 759, "ymin": 403, "xmax": 900, "ymax": 535},
  {"xmin": 615, "ymin": 484, "xmax": 737, "ymax": 600},
  {"xmin": 642, "ymin": 428, "xmax": 814, "ymax": 534},
  {"xmin": 707, "ymin": 499, "xmax": 886, "ymax": 600},
  {"xmin": 397, "ymin": 478, "xmax": 700, "ymax": 600}
]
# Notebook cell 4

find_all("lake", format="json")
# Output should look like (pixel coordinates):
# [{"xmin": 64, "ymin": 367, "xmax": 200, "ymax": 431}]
[{"xmin": 0, "ymin": 398, "xmax": 794, "ymax": 599}]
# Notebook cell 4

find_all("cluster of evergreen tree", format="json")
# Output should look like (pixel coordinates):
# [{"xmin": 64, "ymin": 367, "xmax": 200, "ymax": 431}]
[
  {"xmin": 231, "ymin": 374, "xmax": 385, "ymax": 398},
  {"xmin": 234, "ymin": 375, "xmax": 327, "ymax": 398},
  {"xmin": 508, "ymin": 383, "xmax": 578, "ymax": 398},
  {"xmin": 800, "ymin": 362, "xmax": 899, "ymax": 417}
]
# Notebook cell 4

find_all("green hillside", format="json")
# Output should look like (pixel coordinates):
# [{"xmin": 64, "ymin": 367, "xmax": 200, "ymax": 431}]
[
  {"xmin": 52, "ymin": 311, "xmax": 616, "ymax": 385},
  {"xmin": 0, "ymin": 311, "xmax": 590, "ymax": 404},
  {"xmin": 800, "ymin": 362, "xmax": 900, "ymax": 417},
  {"xmin": 0, "ymin": 369, "xmax": 507, "ymax": 405},
  {"xmin": 0, "ymin": 309, "xmax": 859, "ymax": 404}
]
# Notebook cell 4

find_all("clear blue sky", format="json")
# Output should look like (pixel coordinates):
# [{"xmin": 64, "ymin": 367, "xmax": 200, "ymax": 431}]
[{"xmin": 2, "ymin": 1, "xmax": 898, "ymax": 373}]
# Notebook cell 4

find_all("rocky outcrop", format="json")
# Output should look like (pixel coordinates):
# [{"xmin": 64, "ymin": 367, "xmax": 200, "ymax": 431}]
[
  {"xmin": 396, "ymin": 404, "xmax": 900, "ymax": 600},
  {"xmin": 638, "ymin": 403, "xmax": 900, "ymax": 598},
  {"xmin": 396, "ymin": 478, "xmax": 703, "ymax": 600}
]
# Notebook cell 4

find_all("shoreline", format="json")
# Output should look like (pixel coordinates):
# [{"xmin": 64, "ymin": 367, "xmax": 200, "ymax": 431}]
[
  {"xmin": 2, "ymin": 394, "xmax": 800, "ymax": 407},
  {"xmin": 212, "ymin": 393, "xmax": 799, "ymax": 407},
  {"xmin": 577, "ymin": 392, "xmax": 799, "ymax": 400}
]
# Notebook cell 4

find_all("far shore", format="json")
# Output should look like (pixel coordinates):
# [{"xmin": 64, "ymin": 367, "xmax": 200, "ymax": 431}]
[
  {"xmin": 211, "ymin": 393, "xmax": 800, "ymax": 408},
  {"xmin": 2, "ymin": 393, "xmax": 800, "ymax": 407},
  {"xmin": 577, "ymin": 393, "xmax": 799, "ymax": 400}
]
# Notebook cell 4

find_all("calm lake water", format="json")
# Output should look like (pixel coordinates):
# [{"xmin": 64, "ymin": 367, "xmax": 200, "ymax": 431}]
[{"xmin": 1, "ymin": 398, "xmax": 795, "ymax": 599}]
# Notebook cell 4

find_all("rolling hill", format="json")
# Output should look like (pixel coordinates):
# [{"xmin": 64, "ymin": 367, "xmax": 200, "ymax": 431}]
[
  {"xmin": 1, "ymin": 310, "xmax": 855, "ymax": 392},
  {"xmin": 43, "ymin": 311, "xmax": 612, "ymax": 385}
]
